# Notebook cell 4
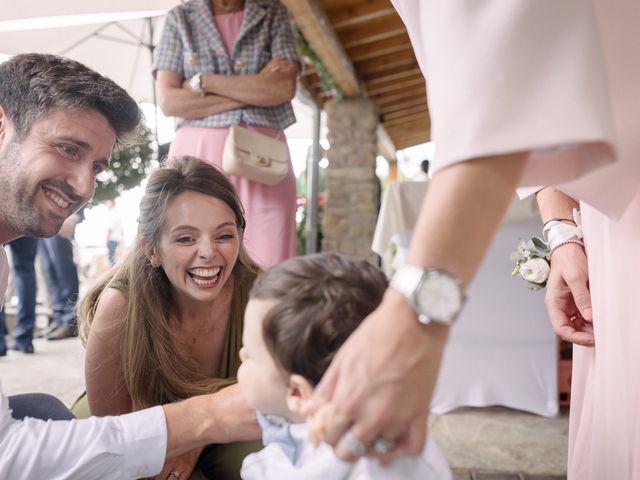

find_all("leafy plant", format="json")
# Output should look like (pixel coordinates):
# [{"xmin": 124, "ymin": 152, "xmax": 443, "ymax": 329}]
[
  {"xmin": 294, "ymin": 26, "xmax": 344, "ymax": 101},
  {"xmin": 91, "ymin": 127, "xmax": 155, "ymax": 205}
]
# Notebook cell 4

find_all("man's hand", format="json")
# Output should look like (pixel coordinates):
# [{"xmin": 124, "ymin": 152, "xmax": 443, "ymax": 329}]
[
  {"xmin": 545, "ymin": 243, "xmax": 594, "ymax": 346},
  {"xmin": 154, "ymin": 447, "xmax": 202, "ymax": 480},
  {"xmin": 305, "ymin": 290, "xmax": 449, "ymax": 462},
  {"xmin": 163, "ymin": 383, "xmax": 260, "ymax": 461}
]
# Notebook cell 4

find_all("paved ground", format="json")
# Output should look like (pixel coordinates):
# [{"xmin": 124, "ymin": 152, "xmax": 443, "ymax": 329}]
[{"xmin": 0, "ymin": 336, "xmax": 568, "ymax": 479}]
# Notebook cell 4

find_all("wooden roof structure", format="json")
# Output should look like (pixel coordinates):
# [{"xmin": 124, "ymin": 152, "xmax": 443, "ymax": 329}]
[{"xmin": 281, "ymin": 0, "xmax": 430, "ymax": 152}]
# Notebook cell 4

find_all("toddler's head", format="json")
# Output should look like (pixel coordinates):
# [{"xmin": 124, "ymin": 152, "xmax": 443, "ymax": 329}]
[{"xmin": 237, "ymin": 252, "xmax": 387, "ymax": 421}]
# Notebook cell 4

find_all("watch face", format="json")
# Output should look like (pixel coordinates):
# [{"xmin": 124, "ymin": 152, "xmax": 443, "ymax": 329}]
[
  {"xmin": 416, "ymin": 272, "xmax": 464, "ymax": 324},
  {"xmin": 190, "ymin": 73, "xmax": 202, "ymax": 92}
]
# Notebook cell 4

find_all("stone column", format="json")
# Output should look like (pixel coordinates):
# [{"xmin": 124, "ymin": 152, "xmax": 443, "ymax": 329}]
[{"xmin": 322, "ymin": 98, "xmax": 379, "ymax": 265}]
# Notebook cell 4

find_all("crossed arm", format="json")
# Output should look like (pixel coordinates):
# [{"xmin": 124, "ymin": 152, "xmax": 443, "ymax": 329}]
[{"xmin": 156, "ymin": 57, "xmax": 298, "ymax": 119}]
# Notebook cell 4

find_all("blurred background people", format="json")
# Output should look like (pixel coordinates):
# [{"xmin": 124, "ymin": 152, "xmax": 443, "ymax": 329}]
[
  {"xmin": 39, "ymin": 210, "xmax": 83, "ymax": 341},
  {"xmin": 105, "ymin": 200, "xmax": 124, "ymax": 266},
  {"xmin": 4, "ymin": 238, "xmax": 38, "ymax": 353}
]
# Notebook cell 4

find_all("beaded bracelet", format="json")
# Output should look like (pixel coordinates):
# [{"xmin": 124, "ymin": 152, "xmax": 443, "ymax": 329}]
[{"xmin": 549, "ymin": 238, "xmax": 584, "ymax": 257}]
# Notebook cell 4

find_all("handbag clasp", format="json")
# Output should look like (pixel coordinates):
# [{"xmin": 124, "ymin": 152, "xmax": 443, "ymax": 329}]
[{"xmin": 255, "ymin": 155, "xmax": 271, "ymax": 167}]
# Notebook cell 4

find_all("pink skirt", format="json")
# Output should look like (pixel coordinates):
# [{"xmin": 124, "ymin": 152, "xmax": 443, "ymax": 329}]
[
  {"xmin": 568, "ymin": 191, "xmax": 640, "ymax": 479},
  {"xmin": 169, "ymin": 124, "xmax": 297, "ymax": 269}
]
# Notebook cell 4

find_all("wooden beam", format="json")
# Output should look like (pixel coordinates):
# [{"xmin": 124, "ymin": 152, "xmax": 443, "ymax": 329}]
[
  {"xmin": 387, "ymin": 122, "xmax": 431, "ymax": 144},
  {"xmin": 347, "ymin": 32, "xmax": 412, "ymax": 62},
  {"xmin": 366, "ymin": 73, "xmax": 425, "ymax": 96},
  {"xmin": 363, "ymin": 64, "xmax": 422, "ymax": 85},
  {"xmin": 387, "ymin": 125, "xmax": 430, "ymax": 139},
  {"xmin": 378, "ymin": 98, "xmax": 427, "ymax": 115},
  {"xmin": 326, "ymin": 0, "xmax": 396, "ymax": 30},
  {"xmin": 391, "ymin": 133, "xmax": 429, "ymax": 145},
  {"xmin": 394, "ymin": 135, "xmax": 430, "ymax": 150},
  {"xmin": 337, "ymin": 14, "xmax": 406, "ymax": 49},
  {"xmin": 373, "ymin": 86, "xmax": 426, "ymax": 106},
  {"xmin": 354, "ymin": 50, "xmax": 416, "ymax": 76},
  {"xmin": 282, "ymin": 0, "xmax": 360, "ymax": 96},
  {"xmin": 387, "ymin": 133, "xmax": 429, "ymax": 147},
  {"xmin": 391, "ymin": 133, "xmax": 430, "ymax": 147},
  {"xmin": 383, "ymin": 111, "xmax": 429, "ymax": 128}
]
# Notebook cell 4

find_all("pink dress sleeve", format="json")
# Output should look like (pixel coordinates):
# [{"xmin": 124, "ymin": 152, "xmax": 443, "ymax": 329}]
[{"xmin": 392, "ymin": 0, "xmax": 640, "ymax": 218}]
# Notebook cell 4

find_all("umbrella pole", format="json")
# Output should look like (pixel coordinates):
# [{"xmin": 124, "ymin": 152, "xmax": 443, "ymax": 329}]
[{"xmin": 147, "ymin": 17, "xmax": 160, "ymax": 159}]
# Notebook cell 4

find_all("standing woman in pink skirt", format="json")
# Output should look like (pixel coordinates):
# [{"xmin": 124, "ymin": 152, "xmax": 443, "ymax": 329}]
[{"xmin": 154, "ymin": 0, "xmax": 299, "ymax": 269}]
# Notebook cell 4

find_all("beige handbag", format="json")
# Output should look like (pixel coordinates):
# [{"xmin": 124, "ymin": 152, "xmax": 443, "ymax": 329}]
[{"xmin": 222, "ymin": 125, "xmax": 289, "ymax": 186}]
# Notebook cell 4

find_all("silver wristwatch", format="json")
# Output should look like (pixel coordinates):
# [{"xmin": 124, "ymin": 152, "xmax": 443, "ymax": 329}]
[
  {"xmin": 390, "ymin": 265, "xmax": 466, "ymax": 326},
  {"xmin": 189, "ymin": 72, "xmax": 205, "ymax": 95}
]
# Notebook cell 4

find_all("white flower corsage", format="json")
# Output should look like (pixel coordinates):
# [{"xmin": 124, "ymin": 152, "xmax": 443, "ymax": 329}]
[{"xmin": 510, "ymin": 237, "xmax": 550, "ymax": 291}]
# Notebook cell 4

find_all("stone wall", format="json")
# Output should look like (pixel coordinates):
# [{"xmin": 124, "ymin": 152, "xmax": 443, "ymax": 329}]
[{"xmin": 322, "ymin": 98, "xmax": 379, "ymax": 265}]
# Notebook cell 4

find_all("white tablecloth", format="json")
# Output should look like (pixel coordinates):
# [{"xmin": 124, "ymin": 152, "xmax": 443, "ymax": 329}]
[{"xmin": 372, "ymin": 181, "xmax": 558, "ymax": 417}]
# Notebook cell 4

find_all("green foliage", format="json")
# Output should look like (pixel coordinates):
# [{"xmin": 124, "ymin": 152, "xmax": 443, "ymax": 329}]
[
  {"xmin": 296, "ymin": 202, "xmax": 323, "ymax": 256},
  {"xmin": 296, "ymin": 166, "xmax": 326, "ymax": 197},
  {"xmin": 294, "ymin": 25, "xmax": 345, "ymax": 101},
  {"xmin": 91, "ymin": 127, "xmax": 155, "ymax": 205}
]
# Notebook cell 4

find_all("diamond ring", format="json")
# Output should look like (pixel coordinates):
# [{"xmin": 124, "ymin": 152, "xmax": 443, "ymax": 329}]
[
  {"xmin": 373, "ymin": 437, "xmax": 395, "ymax": 455},
  {"xmin": 343, "ymin": 430, "xmax": 367, "ymax": 457}
]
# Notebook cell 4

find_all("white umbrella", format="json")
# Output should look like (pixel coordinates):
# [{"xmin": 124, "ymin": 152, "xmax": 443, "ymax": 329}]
[
  {"xmin": 0, "ymin": 1, "xmax": 176, "ymax": 21},
  {"xmin": 0, "ymin": 9, "xmax": 172, "ymax": 103}
]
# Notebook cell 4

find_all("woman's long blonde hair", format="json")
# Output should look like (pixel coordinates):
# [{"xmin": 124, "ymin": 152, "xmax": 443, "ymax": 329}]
[{"xmin": 79, "ymin": 156, "xmax": 259, "ymax": 410}]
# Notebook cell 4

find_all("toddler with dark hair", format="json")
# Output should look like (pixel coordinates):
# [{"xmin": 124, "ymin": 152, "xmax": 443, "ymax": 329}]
[{"xmin": 238, "ymin": 253, "xmax": 451, "ymax": 479}]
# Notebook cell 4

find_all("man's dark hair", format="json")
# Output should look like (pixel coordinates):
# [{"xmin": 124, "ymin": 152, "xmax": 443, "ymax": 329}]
[
  {"xmin": 0, "ymin": 53, "xmax": 141, "ymax": 145},
  {"xmin": 250, "ymin": 253, "xmax": 388, "ymax": 386}
]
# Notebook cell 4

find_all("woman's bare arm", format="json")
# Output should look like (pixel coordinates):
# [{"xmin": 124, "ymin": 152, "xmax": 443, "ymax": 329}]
[
  {"xmin": 200, "ymin": 57, "xmax": 298, "ymax": 107},
  {"xmin": 84, "ymin": 287, "xmax": 133, "ymax": 416},
  {"xmin": 156, "ymin": 70, "xmax": 245, "ymax": 119}
]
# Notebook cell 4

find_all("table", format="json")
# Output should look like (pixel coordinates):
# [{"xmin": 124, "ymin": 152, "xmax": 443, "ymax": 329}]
[{"xmin": 372, "ymin": 181, "xmax": 559, "ymax": 417}]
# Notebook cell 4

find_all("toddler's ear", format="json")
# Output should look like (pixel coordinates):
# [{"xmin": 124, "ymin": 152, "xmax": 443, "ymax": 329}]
[{"xmin": 286, "ymin": 374, "xmax": 314, "ymax": 415}]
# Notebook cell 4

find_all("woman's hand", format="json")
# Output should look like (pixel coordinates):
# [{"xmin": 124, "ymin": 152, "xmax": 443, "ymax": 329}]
[
  {"xmin": 154, "ymin": 446, "xmax": 202, "ymax": 480},
  {"xmin": 545, "ymin": 244, "xmax": 594, "ymax": 346},
  {"xmin": 260, "ymin": 55, "xmax": 297, "ymax": 74},
  {"xmin": 305, "ymin": 290, "xmax": 449, "ymax": 462}
]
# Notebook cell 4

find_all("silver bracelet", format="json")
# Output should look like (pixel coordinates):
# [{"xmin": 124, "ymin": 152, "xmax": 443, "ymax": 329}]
[{"xmin": 549, "ymin": 238, "xmax": 584, "ymax": 257}]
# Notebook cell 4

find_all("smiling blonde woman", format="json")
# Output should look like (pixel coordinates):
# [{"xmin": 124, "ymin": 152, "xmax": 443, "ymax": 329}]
[{"xmin": 77, "ymin": 156, "xmax": 262, "ymax": 480}]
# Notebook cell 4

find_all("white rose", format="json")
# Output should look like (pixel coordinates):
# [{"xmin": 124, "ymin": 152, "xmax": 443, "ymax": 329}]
[{"xmin": 519, "ymin": 257, "xmax": 550, "ymax": 284}]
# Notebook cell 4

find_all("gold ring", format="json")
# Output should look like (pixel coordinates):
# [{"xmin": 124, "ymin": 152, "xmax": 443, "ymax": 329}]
[{"xmin": 168, "ymin": 472, "xmax": 181, "ymax": 479}]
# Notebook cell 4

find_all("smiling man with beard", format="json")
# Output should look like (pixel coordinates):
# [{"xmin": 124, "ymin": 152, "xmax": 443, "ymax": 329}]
[{"xmin": 0, "ymin": 54, "xmax": 259, "ymax": 479}]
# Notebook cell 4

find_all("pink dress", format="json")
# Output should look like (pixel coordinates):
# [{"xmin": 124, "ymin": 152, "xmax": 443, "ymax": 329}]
[
  {"xmin": 392, "ymin": 1, "xmax": 640, "ymax": 477},
  {"xmin": 169, "ymin": 11, "xmax": 297, "ymax": 269}
]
